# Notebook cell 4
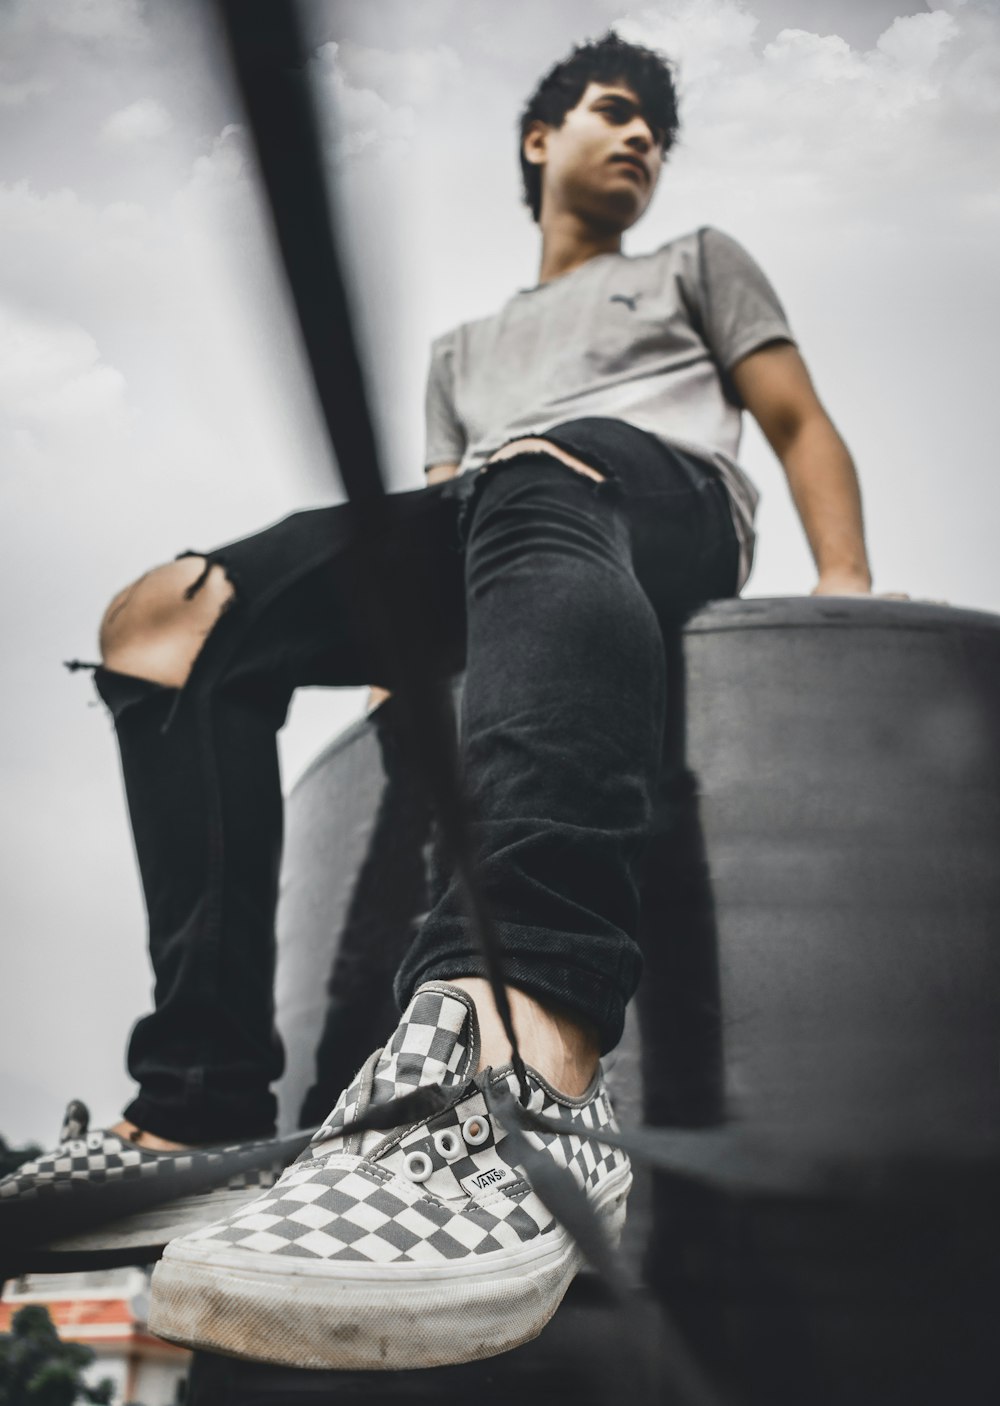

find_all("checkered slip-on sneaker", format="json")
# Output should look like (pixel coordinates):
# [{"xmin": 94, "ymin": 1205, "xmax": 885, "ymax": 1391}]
[
  {"xmin": 149, "ymin": 981, "xmax": 632, "ymax": 1370},
  {"xmin": 0, "ymin": 1100, "xmax": 289, "ymax": 1254}
]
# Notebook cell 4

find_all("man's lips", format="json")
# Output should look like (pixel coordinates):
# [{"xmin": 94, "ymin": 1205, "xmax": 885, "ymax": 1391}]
[{"xmin": 609, "ymin": 153, "xmax": 648, "ymax": 181}]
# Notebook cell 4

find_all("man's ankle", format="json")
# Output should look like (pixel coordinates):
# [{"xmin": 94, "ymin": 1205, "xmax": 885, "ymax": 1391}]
[
  {"xmin": 110, "ymin": 1119, "xmax": 197, "ymax": 1152},
  {"xmin": 443, "ymin": 977, "xmax": 600, "ymax": 1098}
]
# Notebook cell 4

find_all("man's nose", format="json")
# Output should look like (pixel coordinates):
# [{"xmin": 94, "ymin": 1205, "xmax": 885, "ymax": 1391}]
[{"xmin": 625, "ymin": 123, "xmax": 653, "ymax": 153}]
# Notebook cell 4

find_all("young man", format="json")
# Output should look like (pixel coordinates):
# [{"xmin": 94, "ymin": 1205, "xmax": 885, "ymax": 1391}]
[{"xmin": 5, "ymin": 31, "xmax": 871, "ymax": 1368}]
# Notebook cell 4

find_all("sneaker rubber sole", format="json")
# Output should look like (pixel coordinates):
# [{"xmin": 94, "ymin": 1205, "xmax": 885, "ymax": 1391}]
[{"xmin": 148, "ymin": 1166, "xmax": 631, "ymax": 1370}]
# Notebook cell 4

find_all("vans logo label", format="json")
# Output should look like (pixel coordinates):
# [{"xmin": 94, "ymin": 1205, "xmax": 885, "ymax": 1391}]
[{"xmin": 460, "ymin": 1163, "xmax": 517, "ymax": 1196}]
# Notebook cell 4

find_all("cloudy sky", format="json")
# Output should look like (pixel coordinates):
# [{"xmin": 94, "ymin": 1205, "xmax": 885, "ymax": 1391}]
[{"xmin": 2, "ymin": 0, "xmax": 998, "ymax": 1147}]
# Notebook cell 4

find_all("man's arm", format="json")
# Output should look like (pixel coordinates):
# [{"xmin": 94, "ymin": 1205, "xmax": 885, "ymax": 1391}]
[
  {"xmin": 425, "ymin": 462, "xmax": 460, "ymax": 486},
  {"xmin": 731, "ymin": 342, "xmax": 873, "ymax": 595}
]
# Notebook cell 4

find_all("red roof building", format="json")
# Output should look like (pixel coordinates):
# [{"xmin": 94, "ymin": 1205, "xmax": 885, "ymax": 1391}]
[{"xmin": 1, "ymin": 1268, "xmax": 189, "ymax": 1405}]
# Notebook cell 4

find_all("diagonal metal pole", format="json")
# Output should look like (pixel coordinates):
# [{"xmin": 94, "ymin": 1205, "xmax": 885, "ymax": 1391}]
[{"xmin": 213, "ymin": 0, "xmax": 530, "ymax": 1102}]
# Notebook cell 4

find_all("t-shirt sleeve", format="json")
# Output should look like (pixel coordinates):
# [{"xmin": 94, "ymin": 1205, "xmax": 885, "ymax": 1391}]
[
  {"xmin": 696, "ymin": 226, "xmax": 796, "ymax": 379},
  {"xmin": 424, "ymin": 330, "xmax": 466, "ymax": 469}
]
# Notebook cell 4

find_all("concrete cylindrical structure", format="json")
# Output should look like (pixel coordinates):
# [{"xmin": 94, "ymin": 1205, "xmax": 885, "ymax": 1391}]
[
  {"xmin": 647, "ymin": 595, "xmax": 1000, "ymax": 1156},
  {"xmin": 272, "ymin": 596, "xmax": 1000, "ymax": 1404}
]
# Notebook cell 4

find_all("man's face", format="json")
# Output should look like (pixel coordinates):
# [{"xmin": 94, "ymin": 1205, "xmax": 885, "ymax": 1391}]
[{"xmin": 527, "ymin": 80, "xmax": 665, "ymax": 232}]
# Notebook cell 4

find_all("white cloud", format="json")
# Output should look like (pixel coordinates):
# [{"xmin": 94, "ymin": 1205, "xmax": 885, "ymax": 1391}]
[
  {"xmin": 945, "ymin": 9, "xmax": 1000, "ymax": 113},
  {"xmin": 610, "ymin": 0, "xmax": 999, "ymax": 249},
  {"xmin": 876, "ymin": 9, "xmax": 958, "ymax": 72},
  {"xmin": 619, "ymin": 0, "xmax": 760, "ymax": 88},
  {"xmin": 0, "ymin": 304, "xmax": 133, "ymax": 538},
  {"xmin": 0, "ymin": 74, "xmax": 50, "ymax": 106},
  {"xmin": 332, "ymin": 40, "xmax": 464, "ymax": 108},
  {"xmin": 100, "ymin": 97, "xmax": 174, "ymax": 145},
  {"xmin": 0, "ymin": 303, "xmax": 129, "ymax": 433},
  {"xmin": 936, "ymin": 0, "xmax": 1000, "ymax": 12},
  {"xmin": 0, "ymin": 181, "xmax": 158, "ymax": 335},
  {"xmin": 44, "ymin": 0, "xmax": 146, "ymax": 46},
  {"xmin": 311, "ymin": 43, "xmax": 416, "ymax": 163},
  {"xmin": 309, "ymin": 40, "xmax": 464, "ymax": 165},
  {"xmin": 184, "ymin": 123, "xmax": 248, "ymax": 194}
]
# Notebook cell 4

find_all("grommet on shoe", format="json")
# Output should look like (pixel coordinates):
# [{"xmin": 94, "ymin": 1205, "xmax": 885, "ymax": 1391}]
[
  {"xmin": 403, "ymin": 1150, "xmax": 433, "ymax": 1182},
  {"xmin": 462, "ymin": 1115, "xmax": 489, "ymax": 1146},
  {"xmin": 433, "ymin": 1129, "xmax": 463, "ymax": 1161}
]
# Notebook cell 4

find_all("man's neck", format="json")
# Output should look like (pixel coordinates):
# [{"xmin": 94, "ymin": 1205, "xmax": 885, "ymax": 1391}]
[{"xmin": 536, "ymin": 208, "xmax": 622, "ymax": 286}]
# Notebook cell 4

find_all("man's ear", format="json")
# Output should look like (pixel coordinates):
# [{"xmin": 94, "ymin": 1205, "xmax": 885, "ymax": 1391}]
[{"xmin": 522, "ymin": 119, "xmax": 549, "ymax": 168}]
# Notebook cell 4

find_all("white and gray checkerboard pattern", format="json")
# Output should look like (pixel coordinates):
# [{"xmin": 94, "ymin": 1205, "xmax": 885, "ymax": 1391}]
[
  {"xmin": 183, "ymin": 986, "xmax": 628, "ymax": 1267},
  {"xmin": 0, "ymin": 1106, "xmax": 283, "ymax": 1202},
  {"xmin": 305, "ymin": 1048, "xmax": 378, "ymax": 1155},
  {"xmin": 368, "ymin": 986, "xmax": 471, "ymax": 1106},
  {"xmin": 308, "ymin": 985, "xmax": 476, "ymax": 1158}
]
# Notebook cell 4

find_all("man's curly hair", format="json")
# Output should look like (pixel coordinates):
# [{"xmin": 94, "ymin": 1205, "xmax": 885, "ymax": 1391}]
[{"xmin": 518, "ymin": 30, "xmax": 681, "ymax": 224}]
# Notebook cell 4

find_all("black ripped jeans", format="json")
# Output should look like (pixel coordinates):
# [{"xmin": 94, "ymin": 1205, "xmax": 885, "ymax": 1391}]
[{"xmin": 92, "ymin": 418, "xmax": 739, "ymax": 1144}]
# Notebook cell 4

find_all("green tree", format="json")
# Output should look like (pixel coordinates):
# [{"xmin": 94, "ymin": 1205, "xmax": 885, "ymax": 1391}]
[{"xmin": 0, "ymin": 1305, "xmax": 114, "ymax": 1406}]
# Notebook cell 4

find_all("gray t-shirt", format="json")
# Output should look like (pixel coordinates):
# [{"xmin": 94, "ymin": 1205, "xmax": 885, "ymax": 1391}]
[{"xmin": 424, "ymin": 225, "xmax": 795, "ymax": 591}]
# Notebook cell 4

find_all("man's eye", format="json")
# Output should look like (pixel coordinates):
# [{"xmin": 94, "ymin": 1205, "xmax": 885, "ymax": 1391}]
[{"xmin": 600, "ymin": 103, "xmax": 663, "ymax": 145}]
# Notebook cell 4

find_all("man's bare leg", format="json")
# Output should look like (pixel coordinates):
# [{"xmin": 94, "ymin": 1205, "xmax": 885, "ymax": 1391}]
[
  {"xmin": 100, "ymin": 556, "xmax": 235, "ymax": 689},
  {"xmin": 109, "ymin": 1120, "xmax": 194, "ymax": 1151}
]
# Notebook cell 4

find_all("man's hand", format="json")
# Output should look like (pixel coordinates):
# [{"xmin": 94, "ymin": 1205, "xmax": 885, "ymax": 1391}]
[
  {"xmin": 812, "ymin": 572, "xmax": 911, "ymax": 600},
  {"xmin": 811, "ymin": 569, "xmax": 873, "ymax": 597}
]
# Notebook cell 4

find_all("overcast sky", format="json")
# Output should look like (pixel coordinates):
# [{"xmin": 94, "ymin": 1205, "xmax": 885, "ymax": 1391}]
[{"xmin": 2, "ymin": 0, "xmax": 998, "ymax": 1147}]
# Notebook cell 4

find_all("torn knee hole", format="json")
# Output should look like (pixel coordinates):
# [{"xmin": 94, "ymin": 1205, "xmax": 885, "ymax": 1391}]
[
  {"xmin": 484, "ymin": 438, "xmax": 606, "ymax": 483},
  {"xmin": 99, "ymin": 554, "xmax": 238, "ymax": 689},
  {"xmin": 176, "ymin": 552, "xmax": 238, "ymax": 610},
  {"xmin": 183, "ymin": 558, "xmax": 213, "ymax": 600}
]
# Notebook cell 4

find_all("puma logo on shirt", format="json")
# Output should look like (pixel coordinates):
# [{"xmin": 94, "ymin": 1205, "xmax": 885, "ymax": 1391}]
[{"xmin": 610, "ymin": 293, "xmax": 641, "ymax": 311}]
